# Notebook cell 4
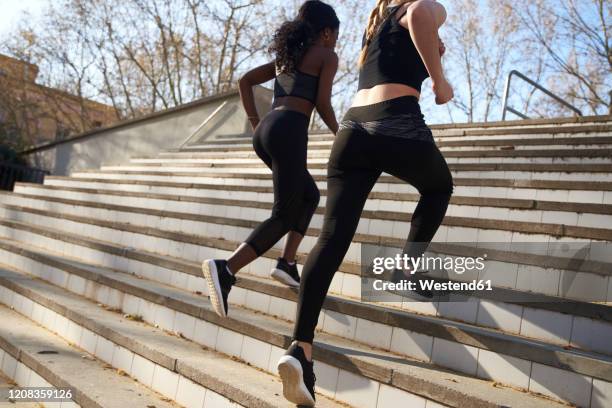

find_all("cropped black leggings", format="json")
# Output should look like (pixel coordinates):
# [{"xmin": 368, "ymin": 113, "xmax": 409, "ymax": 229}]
[
  {"xmin": 244, "ymin": 109, "xmax": 320, "ymax": 256},
  {"xmin": 293, "ymin": 96, "xmax": 453, "ymax": 342}
]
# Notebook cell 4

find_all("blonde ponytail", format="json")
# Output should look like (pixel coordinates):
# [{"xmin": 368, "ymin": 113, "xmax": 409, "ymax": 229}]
[{"xmin": 358, "ymin": 0, "xmax": 414, "ymax": 66}]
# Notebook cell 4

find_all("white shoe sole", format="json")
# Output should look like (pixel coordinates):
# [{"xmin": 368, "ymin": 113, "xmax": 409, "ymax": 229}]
[
  {"xmin": 277, "ymin": 356, "xmax": 315, "ymax": 406},
  {"xmin": 201, "ymin": 260, "xmax": 226, "ymax": 317},
  {"xmin": 270, "ymin": 268, "xmax": 300, "ymax": 288}
]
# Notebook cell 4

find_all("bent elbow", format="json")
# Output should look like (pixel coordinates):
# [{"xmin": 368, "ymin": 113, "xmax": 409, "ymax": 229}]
[{"xmin": 238, "ymin": 75, "xmax": 251, "ymax": 89}]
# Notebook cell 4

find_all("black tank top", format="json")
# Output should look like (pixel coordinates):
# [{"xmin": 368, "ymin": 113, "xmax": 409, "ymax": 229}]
[
  {"xmin": 357, "ymin": 6, "xmax": 429, "ymax": 92},
  {"xmin": 274, "ymin": 70, "xmax": 319, "ymax": 104}
]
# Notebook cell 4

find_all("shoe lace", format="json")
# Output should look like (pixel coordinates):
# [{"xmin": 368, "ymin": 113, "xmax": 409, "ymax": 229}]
[{"xmin": 304, "ymin": 367, "xmax": 316, "ymax": 388}]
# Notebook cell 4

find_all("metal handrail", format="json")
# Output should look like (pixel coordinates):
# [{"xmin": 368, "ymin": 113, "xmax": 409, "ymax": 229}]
[
  {"xmin": 178, "ymin": 101, "xmax": 229, "ymax": 149},
  {"xmin": 501, "ymin": 70, "xmax": 583, "ymax": 120}
]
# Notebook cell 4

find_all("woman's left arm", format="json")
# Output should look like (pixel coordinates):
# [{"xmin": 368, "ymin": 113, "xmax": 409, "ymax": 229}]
[
  {"xmin": 402, "ymin": 0, "xmax": 453, "ymax": 104},
  {"xmin": 239, "ymin": 62, "xmax": 276, "ymax": 130}
]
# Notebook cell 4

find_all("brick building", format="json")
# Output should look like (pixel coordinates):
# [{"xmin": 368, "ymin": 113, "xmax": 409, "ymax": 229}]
[{"xmin": 0, "ymin": 54, "xmax": 116, "ymax": 147}]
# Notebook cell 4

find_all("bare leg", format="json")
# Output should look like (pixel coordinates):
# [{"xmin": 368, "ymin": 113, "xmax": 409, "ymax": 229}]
[
  {"xmin": 226, "ymin": 243, "xmax": 258, "ymax": 275},
  {"xmin": 281, "ymin": 231, "xmax": 303, "ymax": 262},
  {"xmin": 297, "ymin": 341, "xmax": 313, "ymax": 362}
]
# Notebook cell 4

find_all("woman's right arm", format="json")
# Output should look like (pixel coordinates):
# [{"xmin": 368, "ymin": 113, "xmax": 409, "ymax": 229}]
[
  {"xmin": 239, "ymin": 62, "xmax": 276, "ymax": 129},
  {"xmin": 315, "ymin": 51, "xmax": 339, "ymax": 134},
  {"xmin": 403, "ymin": 0, "xmax": 453, "ymax": 104}
]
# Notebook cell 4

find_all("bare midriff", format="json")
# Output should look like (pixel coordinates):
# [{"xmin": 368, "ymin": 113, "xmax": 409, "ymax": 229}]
[
  {"xmin": 352, "ymin": 83, "xmax": 420, "ymax": 107},
  {"xmin": 272, "ymin": 96, "xmax": 315, "ymax": 117}
]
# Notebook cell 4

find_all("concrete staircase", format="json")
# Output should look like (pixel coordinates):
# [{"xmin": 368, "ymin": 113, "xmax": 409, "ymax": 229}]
[{"xmin": 0, "ymin": 115, "xmax": 611, "ymax": 407}]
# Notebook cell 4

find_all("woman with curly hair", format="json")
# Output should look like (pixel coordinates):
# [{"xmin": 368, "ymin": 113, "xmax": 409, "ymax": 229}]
[{"xmin": 201, "ymin": 1, "xmax": 340, "ymax": 318}]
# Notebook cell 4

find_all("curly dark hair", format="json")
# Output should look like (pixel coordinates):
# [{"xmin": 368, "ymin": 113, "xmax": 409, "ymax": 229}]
[{"xmin": 269, "ymin": 1, "xmax": 340, "ymax": 73}]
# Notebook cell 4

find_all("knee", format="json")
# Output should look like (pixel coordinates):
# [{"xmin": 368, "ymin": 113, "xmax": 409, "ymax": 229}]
[
  {"xmin": 437, "ymin": 171, "xmax": 454, "ymax": 197},
  {"xmin": 422, "ymin": 177, "xmax": 453, "ymax": 203},
  {"xmin": 273, "ymin": 206, "xmax": 300, "ymax": 227},
  {"xmin": 445, "ymin": 178, "xmax": 454, "ymax": 197},
  {"xmin": 296, "ymin": 186, "xmax": 319, "ymax": 219},
  {"xmin": 307, "ymin": 187, "xmax": 321, "ymax": 209},
  {"xmin": 273, "ymin": 200, "xmax": 309, "ymax": 231},
  {"xmin": 305, "ymin": 182, "xmax": 321, "ymax": 206}
]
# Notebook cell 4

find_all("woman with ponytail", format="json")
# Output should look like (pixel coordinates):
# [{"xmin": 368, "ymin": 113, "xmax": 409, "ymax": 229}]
[
  {"xmin": 201, "ymin": 1, "xmax": 339, "ymax": 318},
  {"xmin": 277, "ymin": 1, "xmax": 454, "ymax": 405}
]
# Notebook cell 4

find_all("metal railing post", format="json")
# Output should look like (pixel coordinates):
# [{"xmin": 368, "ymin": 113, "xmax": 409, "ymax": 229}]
[
  {"xmin": 501, "ymin": 72, "xmax": 513, "ymax": 121},
  {"xmin": 501, "ymin": 70, "xmax": 583, "ymax": 120}
]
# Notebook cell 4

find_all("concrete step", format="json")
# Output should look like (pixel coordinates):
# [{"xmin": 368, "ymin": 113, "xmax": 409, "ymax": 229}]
[
  {"xmin": 9, "ymin": 182, "xmax": 612, "ymax": 245},
  {"xmin": 0, "ymin": 303, "xmax": 178, "ymax": 408},
  {"xmin": 144, "ymin": 146, "xmax": 612, "ymax": 162},
  {"xmin": 203, "ymin": 117, "xmax": 612, "ymax": 151},
  {"xmin": 72, "ymin": 165, "xmax": 612, "ymax": 186},
  {"xmin": 213, "ymin": 116, "xmax": 611, "ymax": 142},
  {"xmin": 124, "ymin": 154, "xmax": 612, "ymax": 168},
  {"xmin": 132, "ymin": 150, "xmax": 612, "ymax": 165},
  {"xmin": 423, "ymin": 115, "xmax": 612, "ymax": 130},
  {"xmin": 7, "ymin": 183, "xmax": 612, "ymax": 255},
  {"xmin": 0, "ymin": 372, "xmax": 42, "ymax": 407},
  {"xmin": 0, "ymin": 242, "xmax": 594, "ymax": 407},
  {"xmin": 4, "ymin": 114, "xmax": 609, "ymax": 407},
  {"xmin": 4, "ymin": 183, "xmax": 612, "ymax": 262},
  {"xmin": 1, "ymin": 211, "xmax": 610, "ymax": 350},
  {"xmin": 103, "ymin": 155, "xmax": 612, "ymax": 170},
  {"xmin": 43, "ymin": 174, "xmax": 612, "ymax": 205},
  {"xmin": 169, "ymin": 140, "xmax": 612, "ymax": 157},
  {"xmin": 4, "ymin": 201, "xmax": 612, "ymax": 318},
  {"xmin": 168, "ymin": 142, "xmax": 612, "ymax": 155},
  {"xmin": 184, "ymin": 123, "xmax": 612, "ymax": 147},
  {"xmin": 0, "ymin": 195, "xmax": 609, "ymax": 307},
  {"xmin": 196, "ymin": 133, "xmax": 612, "ymax": 149},
  {"xmin": 13, "ymin": 181, "xmax": 612, "ymax": 231},
  {"xmin": 1, "ymin": 216, "xmax": 612, "ymax": 404},
  {"xmin": 2, "ymin": 215, "xmax": 612, "ymax": 353},
  {"xmin": 0, "ymin": 266, "xmax": 347, "ymax": 408},
  {"xmin": 195, "ymin": 129, "xmax": 611, "ymax": 145},
  {"xmin": 84, "ymin": 152, "xmax": 612, "ymax": 182},
  {"xmin": 2, "ymin": 194, "xmax": 610, "ymax": 304}
]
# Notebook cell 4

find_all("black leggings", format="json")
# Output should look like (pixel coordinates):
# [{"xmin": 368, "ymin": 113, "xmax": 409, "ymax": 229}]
[
  {"xmin": 244, "ymin": 109, "xmax": 320, "ymax": 256},
  {"xmin": 293, "ymin": 96, "xmax": 453, "ymax": 342}
]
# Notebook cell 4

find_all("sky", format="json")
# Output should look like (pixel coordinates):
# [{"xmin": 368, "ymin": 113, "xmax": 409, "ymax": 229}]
[
  {"xmin": 0, "ymin": 0, "xmax": 605, "ymax": 124},
  {"xmin": 0, "ymin": 0, "xmax": 500, "ymax": 124},
  {"xmin": 0, "ymin": 0, "xmax": 517, "ymax": 125},
  {"xmin": 0, "ymin": 0, "xmax": 46, "ymax": 37}
]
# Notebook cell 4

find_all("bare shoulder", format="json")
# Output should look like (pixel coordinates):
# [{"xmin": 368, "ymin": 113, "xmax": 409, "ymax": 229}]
[
  {"xmin": 322, "ymin": 48, "xmax": 339, "ymax": 66},
  {"xmin": 401, "ymin": 0, "xmax": 447, "ymax": 26},
  {"xmin": 310, "ymin": 46, "xmax": 338, "ymax": 62},
  {"xmin": 303, "ymin": 46, "xmax": 338, "ymax": 73}
]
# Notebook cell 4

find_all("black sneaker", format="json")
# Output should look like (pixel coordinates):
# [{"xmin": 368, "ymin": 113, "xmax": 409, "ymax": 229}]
[
  {"xmin": 201, "ymin": 259, "xmax": 236, "ymax": 317},
  {"xmin": 270, "ymin": 257, "xmax": 300, "ymax": 288},
  {"xmin": 277, "ymin": 341, "xmax": 316, "ymax": 406}
]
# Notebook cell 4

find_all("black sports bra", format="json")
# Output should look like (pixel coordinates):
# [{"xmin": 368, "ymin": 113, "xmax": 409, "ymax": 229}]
[
  {"xmin": 358, "ymin": 5, "xmax": 429, "ymax": 92},
  {"xmin": 274, "ymin": 70, "xmax": 319, "ymax": 104}
]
